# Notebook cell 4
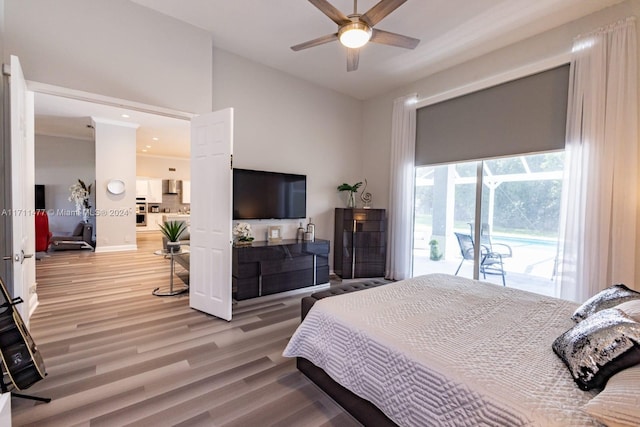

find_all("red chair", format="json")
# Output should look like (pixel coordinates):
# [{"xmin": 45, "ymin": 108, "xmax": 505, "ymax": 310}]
[{"xmin": 35, "ymin": 211, "xmax": 52, "ymax": 252}]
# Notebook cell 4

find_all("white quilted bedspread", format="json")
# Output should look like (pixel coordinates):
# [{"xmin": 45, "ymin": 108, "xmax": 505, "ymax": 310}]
[{"xmin": 283, "ymin": 274, "xmax": 602, "ymax": 427}]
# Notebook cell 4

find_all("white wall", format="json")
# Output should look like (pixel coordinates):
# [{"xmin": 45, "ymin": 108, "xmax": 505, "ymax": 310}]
[
  {"xmin": 211, "ymin": 48, "xmax": 364, "ymax": 248},
  {"xmin": 34, "ymin": 134, "xmax": 95, "ymax": 235},
  {"xmin": 5, "ymin": 1, "xmax": 365, "ymax": 268},
  {"xmin": 93, "ymin": 118, "xmax": 138, "ymax": 252},
  {"xmin": 4, "ymin": 0, "xmax": 212, "ymax": 114},
  {"xmin": 137, "ymin": 155, "xmax": 190, "ymax": 180}
]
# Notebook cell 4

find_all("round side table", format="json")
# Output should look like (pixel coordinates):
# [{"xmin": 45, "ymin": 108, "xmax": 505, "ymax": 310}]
[{"xmin": 152, "ymin": 247, "xmax": 189, "ymax": 296}]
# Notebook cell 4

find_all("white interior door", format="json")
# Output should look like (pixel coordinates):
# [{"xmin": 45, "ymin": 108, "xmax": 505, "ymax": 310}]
[
  {"xmin": 9, "ymin": 55, "xmax": 36, "ymax": 323},
  {"xmin": 189, "ymin": 108, "xmax": 233, "ymax": 320}
]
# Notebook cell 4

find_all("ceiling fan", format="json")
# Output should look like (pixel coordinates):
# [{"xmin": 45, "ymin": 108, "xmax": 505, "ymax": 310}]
[{"xmin": 291, "ymin": 0, "xmax": 420, "ymax": 72}]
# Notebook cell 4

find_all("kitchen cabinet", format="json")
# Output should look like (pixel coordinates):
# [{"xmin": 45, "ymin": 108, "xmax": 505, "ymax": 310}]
[
  {"xmin": 136, "ymin": 178, "xmax": 163, "ymax": 202},
  {"xmin": 147, "ymin": 179, "xmax": 163, "ymax": 203},
  {"xmin": 135, "ymin": 179, "xmax": 148, "ymax": 197},
  {"xmin": 146, "ymin": 213, "xmax": 163, "ymax": 231},
  {"xmin": 181, "ymin": 180, "xmax": 191, "ymax": 204}
]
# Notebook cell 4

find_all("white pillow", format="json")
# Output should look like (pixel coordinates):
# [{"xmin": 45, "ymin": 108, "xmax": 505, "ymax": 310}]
[
  {"xmin": 583, "ymin": 365, "xmax": 640, "ymax": 427},
  {"xmin": 616, "ymin": 299, "xmax": 640, "ymax": 322}
]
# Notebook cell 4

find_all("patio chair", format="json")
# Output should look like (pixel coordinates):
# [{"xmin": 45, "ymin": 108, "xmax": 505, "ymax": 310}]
[
  {"xmin": 454, "ymin": 232, "xmax": 506, "ymax": 286},
  {"xmin": 468, "ymin": 223, "xmax": 513, "ymax": 259}
]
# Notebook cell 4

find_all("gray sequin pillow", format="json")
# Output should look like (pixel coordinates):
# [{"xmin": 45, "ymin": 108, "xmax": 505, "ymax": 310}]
[
  {"xmin": 552, "ymin": 308, "xmax": 640, "ymax": 390},
  {"xmin": 572, "ymin": 284, "xmax": 640, "ymax": 322}
]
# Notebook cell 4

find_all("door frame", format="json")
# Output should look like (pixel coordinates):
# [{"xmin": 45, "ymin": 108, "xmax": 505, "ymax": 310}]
[
  {"xmin": 10, "ymin": 79, "xmax": 196, "ymax": 300},
  {"xmin": 1, "ymin": 65, "xmax": 13, "ymax": 292},
  {"xmin": 27, "ymin": 81, "xmax": 195, "ymax": 121}
]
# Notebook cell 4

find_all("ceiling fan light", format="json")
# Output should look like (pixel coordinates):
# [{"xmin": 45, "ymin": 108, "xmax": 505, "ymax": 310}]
[{"xmin": 339, "ymin": 22, "xmax": 372, "ymax": 49}]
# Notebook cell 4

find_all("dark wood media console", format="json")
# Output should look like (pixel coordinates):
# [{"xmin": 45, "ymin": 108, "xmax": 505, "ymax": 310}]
[{"xmin": 232, "ymin": 239, "xmax": 330, "ymax": 300}]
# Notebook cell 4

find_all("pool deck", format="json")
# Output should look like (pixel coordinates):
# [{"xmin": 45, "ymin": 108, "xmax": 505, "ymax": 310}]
[{"xmin": 413, "ymin": 236, "xmax": 560, "ymax": 297}]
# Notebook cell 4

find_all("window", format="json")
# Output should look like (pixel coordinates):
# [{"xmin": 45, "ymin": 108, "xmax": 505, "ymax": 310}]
[{"xmin": 413, "ymin": 152, "xmax": 564, "ymax": 296}]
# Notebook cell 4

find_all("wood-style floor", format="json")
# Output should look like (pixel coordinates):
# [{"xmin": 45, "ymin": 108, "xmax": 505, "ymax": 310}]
[{"xmin": 11, "ymin": 233, "xmax": 361, "ymax": 427}]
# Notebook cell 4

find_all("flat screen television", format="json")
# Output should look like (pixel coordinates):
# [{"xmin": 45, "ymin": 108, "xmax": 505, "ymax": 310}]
[{"xmin": 233, "ymin": 168, "xmax": 306, "ymax": 220}]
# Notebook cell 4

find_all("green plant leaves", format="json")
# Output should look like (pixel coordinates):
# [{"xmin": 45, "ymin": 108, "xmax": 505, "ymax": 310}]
[
  {"xmin": 337, "ymin": 182, "xmax": 363, "ymax": 192},
  {"xmin": 159, "ymin": 220, "xmax": 187, "ymax": 242}
]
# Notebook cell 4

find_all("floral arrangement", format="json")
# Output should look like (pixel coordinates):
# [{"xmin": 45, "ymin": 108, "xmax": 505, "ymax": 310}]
[
  {"xmin": 69, "ymin": 179, "xmax": 92, "ymax": 210},
  {"xmin": 233, "ymin": 222, "xmax": 254, "ymax": 242}
]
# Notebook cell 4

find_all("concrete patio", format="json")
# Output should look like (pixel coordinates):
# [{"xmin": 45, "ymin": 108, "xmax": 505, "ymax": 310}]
[{"xmin": 413, "ymin": 234, "xmax": 560, "ymax": 298}]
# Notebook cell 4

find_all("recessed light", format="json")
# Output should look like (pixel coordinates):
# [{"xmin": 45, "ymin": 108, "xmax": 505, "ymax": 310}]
[
  {"xmin": 141, "ymin": 149, "xmax": 147, "ymax": 152},
  {"xmin": 121, "ymin": 114, "xmax": 130, "ymax": 118},
  {"xmin": 145, "ymin": 145, "xmax": 151, "ymax": 148}
]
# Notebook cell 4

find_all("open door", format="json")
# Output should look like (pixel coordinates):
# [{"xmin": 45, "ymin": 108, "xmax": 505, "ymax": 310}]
[
  {"xmin": 189, "ymin": 108, "xmax": 233, "ymax": 320},
  {"xmin": 6, "ymin": 55, "xmax": 36, "ymax": 323}
]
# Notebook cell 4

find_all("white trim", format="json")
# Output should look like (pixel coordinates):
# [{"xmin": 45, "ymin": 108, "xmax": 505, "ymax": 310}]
[
  {"xmin": 28, "ymin": 294, "xmax": 38, "ymax": 319},
  {"xmin": 0, "ymin": 394, "xmax": 11, "ymax": 427},
  {"xmin": 27, "ymin": 80, "xmax": 194, "ymax": 121},
  {"xmin": 94, "ymin": 244, "xmax": 138, "ymax": 253},
  {"xmin": 415, "ymin": 53, "xmax": 572, "ymax": 109},
  {"xmin": 34, "ymin": 130, "xmax": 93, "ymax": 141},
  {"xmin": 91, "ymin": 116, "xmax": 140, "ymax": 129}
]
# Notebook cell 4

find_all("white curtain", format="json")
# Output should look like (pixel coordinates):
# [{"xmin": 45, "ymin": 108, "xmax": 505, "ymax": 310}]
[
  {"xmin": 558, "ymin": 18, "xmax": 638, "ymax": 302},
  {"xmin": 387, "ymin": 93, "xmax": 417, "ymax": 280}
]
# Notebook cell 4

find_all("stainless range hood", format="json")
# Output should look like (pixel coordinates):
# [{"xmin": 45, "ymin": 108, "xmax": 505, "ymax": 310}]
[{"xmin": 164, "ymin": 179, "xmax": 179, "ymax": 194}]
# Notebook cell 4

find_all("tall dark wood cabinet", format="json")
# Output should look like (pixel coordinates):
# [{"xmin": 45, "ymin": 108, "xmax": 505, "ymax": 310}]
[
  {"xmin": 334, "ymin": 208, "xmax": 386, "ymax": 279},
  {"xmin": 232, "ymin": 239, "xmax": 330, "ymax": 300}
]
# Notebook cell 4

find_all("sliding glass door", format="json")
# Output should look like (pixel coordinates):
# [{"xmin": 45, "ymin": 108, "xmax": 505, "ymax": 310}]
[{"xmin": 413, "ymin": 152, "xmax": 564, "ymax": 296}]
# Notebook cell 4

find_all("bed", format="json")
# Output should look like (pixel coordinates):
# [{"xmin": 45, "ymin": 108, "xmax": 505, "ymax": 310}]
[{"xmin": 283, "ymin": 274, "xmax": 615, "ymax": 426}]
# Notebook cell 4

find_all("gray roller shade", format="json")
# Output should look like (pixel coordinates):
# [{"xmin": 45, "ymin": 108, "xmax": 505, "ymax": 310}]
[{"xmin": 416, "ymin": 65, "xmax": 570, "ymax": 166}]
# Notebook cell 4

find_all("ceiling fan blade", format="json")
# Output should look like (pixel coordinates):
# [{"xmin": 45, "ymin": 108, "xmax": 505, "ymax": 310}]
[
  {"xmin": 347, "ymin": 48, "xmax": 359, "ymax": 72},
  {"xmin": 370, "ymin": 28, "xmax": 420, "ymax": 49},
  {"xmin": 308, "ymin": 0, "xmax": 351, "ymax": 25},
  {"xmin": 291, "ymin": 33, "xmax": 338, "ymax": 51},
  {"xmin": 361, "ymin": 0, "xmax": 407, "ymax": 27}
]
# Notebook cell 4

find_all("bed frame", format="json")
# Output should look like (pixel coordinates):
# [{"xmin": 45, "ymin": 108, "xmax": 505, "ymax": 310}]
[{"xmin": 298, "ymin": 279, "xmax": 398, "ymax": 427}]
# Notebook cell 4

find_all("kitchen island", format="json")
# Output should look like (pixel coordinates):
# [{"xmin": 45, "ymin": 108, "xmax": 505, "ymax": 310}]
[{"xmin": 162, "ymin": 214, "xmax": 190, "ymax": 225}]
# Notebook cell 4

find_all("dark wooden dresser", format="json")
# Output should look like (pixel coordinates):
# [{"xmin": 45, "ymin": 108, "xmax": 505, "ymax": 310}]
[
  {"xmin": 333, "ymin": 208, "xmax": 386, "ymax": 279},
  {"xmin": 232, "ymin": 239, "xmax": 330, "ymax": 300}
]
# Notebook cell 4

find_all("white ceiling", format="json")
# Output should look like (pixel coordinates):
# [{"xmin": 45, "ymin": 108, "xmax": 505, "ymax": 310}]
[
  {"xmin": 35, "ymin": 92, "xmax": 191, "ymax": 159},
  {"xmin": 35, "ymin": 0, "xmax": 624, "ymax": 158},
  {"xmin": 130, "ymin": 0, "xmax": 624, "ymax": 99}
]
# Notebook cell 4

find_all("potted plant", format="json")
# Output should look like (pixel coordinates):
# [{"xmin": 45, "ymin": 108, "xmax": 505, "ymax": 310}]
[
  {"xmin": 429, "ymin": 239, "xmax": 443, "ymax": 261},
  {"xmin": 159, "ymin": 220, "xmax": 187, "ymax": 253},
  {"xmin": 233, "ymin": 222, "xmax": 254, "ymax": 247},
  {"xmin": 337, "ymin": 182, "xmax": 362, "ymax": 208}
]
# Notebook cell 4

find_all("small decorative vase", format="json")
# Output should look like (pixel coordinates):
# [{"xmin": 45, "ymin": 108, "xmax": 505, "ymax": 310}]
[
  {"xmin": 166, "ymin": 241, "xmax": 181, "ymax": 253},
  {"xmin": 347, "ymin": 192, "xmax": 356, "ymax": 208},
  {"xmin": 235, "ymin": 239, "xmax": 253, "ymax": 247}
]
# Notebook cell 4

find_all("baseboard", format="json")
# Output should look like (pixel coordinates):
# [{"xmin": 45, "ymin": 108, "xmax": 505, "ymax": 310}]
[
  {"xmin": 94, "ymin": 244, "xmax": 137, "ymax": 253},
  {"xmin": 0, "ymin": 394, "xmax": 10, "ymax": 427}
]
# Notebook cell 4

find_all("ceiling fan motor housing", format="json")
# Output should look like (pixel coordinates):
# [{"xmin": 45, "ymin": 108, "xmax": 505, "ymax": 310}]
[{"xmin": 338, "ymin": 19, "xmax": 372, "ymax": 49}]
